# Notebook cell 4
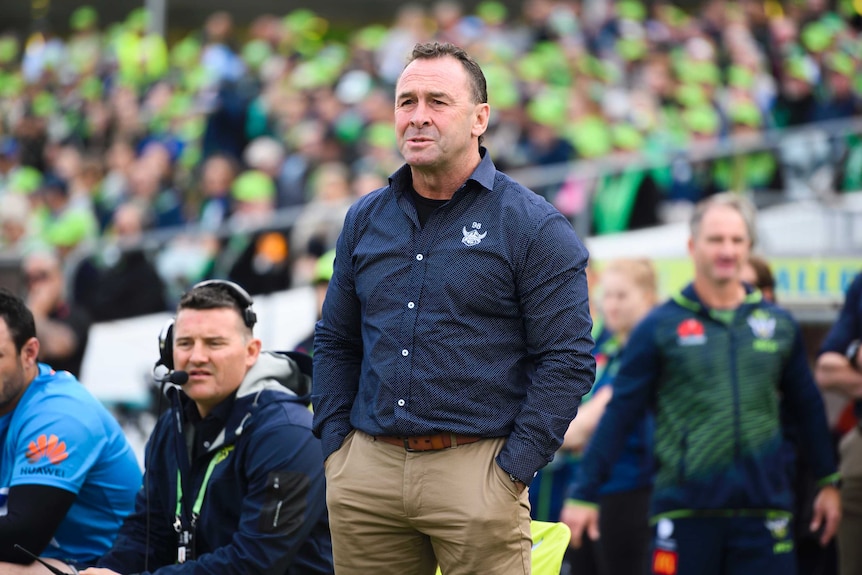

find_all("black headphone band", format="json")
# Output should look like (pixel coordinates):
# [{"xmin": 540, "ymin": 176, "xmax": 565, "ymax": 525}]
[
  {"xmin": 157, "ymin": 280, "xmax": 257, "ymax": 370},
  {"xmin": 190, "ymin": 279, "xmax": 257, "ymax": 328}
]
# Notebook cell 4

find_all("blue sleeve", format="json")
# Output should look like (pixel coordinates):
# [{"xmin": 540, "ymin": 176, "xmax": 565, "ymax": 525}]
[
  {"xmin": 312, "ymin": 213, "xmax": 363, "ymax": 460},
  {"xmin": 496, "ymin": 212, "xmax": 596, "ymax": 484},
  {"xmin": 819, "ymin": 272, "xmax": 862, "ymax": 354},
  {"xmin": 568, "ymin": 313, "xmax": 660, "ymax": 503},
  {"xmin": 9, "ymin": 396, "xmax": 105, "ymax": 494},
  {"xmin": 781, "ymin": 323, "xmax": 838, "ymax": 481}
]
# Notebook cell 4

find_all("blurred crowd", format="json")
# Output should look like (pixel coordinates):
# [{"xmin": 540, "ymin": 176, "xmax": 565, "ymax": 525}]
[{"xmin": 1, "ymin": 0, "xmax": 861, "ymax": 322}]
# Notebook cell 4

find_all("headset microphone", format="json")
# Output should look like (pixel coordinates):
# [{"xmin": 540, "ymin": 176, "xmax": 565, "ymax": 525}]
[{"xmin": 156, "ymin": 370, "xmax": 189, "ymax": 385}]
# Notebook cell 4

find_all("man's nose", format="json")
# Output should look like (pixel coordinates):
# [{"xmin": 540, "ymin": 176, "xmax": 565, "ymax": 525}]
[{"xmin": 409, "ymin": 101, "xmax": 431, "ymax": 127}]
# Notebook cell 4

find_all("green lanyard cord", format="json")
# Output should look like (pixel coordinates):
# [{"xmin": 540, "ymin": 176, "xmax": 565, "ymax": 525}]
[{"xmin": 175, "ymin": 445, "xmax": 234, "ymax": 528}]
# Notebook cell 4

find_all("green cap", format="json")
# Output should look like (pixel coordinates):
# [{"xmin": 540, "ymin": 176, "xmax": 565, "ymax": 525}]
[
  {"xmin": 79, "ymin": 76, "xmax": 103, "ymax": 101},
  {"xmin": 45, "ymin": 209, "xmax": 97, "ymax": 247},
  {"xmin": 527, "ymin": 89, "xmax": 568, "ymax": 127},
  {"xmin": 729, "ymin": 100, "xmax": 762, "ymax": 127},
  {"xmin": 617, "ymin": 37, "xmax": 647, "ymax": 61},
  {"xmin": 675, "ymin": 83, "xmax": 707, "ymax": 107},
  {"xmin": 242, "ymin": 39, "xmax": 272, "ymax": 70},
  {"xmin": 8, "ymin": 166, "xmax": 43, "ymax": 195},
  {"xmin": 682, "ymin": 105, "xmax": 720, "ymax": 135},
  {"xmin": 825, "ymin": 51, "xmax": 855, "ymax": 76},
  {"xmin": 617, "ymin": 0, "xmax": 646, "ymax": 21},
  {"xmin": 564, "ymin": 116, "xmax": 613, "ymax": 158},
  {"xmin": 801, "ymin": 21, "xmax": 833, "ymax": 53},
  {"xmin": 125, "ymin": 8, "xmax": 149, "ymax": 33},
  {"xmin": 728, "ymin": 65, "xmax": 755, "ymax": 89},
  {"xmin": 314, "ymin": 249, "xmax": 336, "ymax": 283},
  {"xmin": 365, "ymin": 122, "xmax": 396, "ymax": 149},
  {"xmin": 31, "ymin": 91, "xmax": 57, "ymax": 118},
  {"xmin": 477, "ymin": 1, "xmax": 507, "ymax": 24},
  {"xmin": 0, "ymin": 36, "xmax": 18, "ymax": 64},
  {"xmin": 231, "ymin": 170, "xmax": 275, "ymax": 203},
  {"xmin": 612, "ymin": 124, "xmax": 644, "ymax": 150},
  {"xmin": 71, "ymin": 6, "xmax": 98, "ymax": 31},
  {"xmin": 171, "ymin": 36, "xmax": 201, "ymax": 69},
  {"xmin": 484, "ymin": 64, "xmax": 520, "ymax": 110},
  {"xmin": 785, "ymin": 55, "xmax": 812, "ymax": 83},
  {"xmin": 353, "ymin": 25, "xmax": 388, "ymax": 51}
]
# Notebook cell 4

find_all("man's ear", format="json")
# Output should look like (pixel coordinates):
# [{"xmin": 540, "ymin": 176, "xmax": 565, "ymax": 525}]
[{"xmin": 20, "ymin": 337, "xmax": 39, "ymax": 368}]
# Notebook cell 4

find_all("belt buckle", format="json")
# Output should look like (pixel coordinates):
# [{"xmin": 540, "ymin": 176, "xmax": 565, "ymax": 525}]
[{"xmin": 402, "ymin": 437, "xmax": 417, "ymax": 452}]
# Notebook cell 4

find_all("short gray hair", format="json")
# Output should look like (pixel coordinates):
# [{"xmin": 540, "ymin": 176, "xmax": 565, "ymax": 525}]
[{"xmin": 689, "ymin": 193, "xmax": 757, "ymax": 246}]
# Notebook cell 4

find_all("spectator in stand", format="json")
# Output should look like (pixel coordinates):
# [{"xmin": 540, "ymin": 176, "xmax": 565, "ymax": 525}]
[
  {"xmin": 197, "ymin": 152, "xmax": 239, "ymax": 230},
  {"xmin": 289, "ymin": 161, "xmax": 354, "ymax": 286},
  {"xmin": 73, "ymin": 201, "xmax": 169, "ymax": 322},
  {"xmin": 294, "ymin": 249, "xmax": 335, "ymax": 357},
  {"xmin": 22, "ymin": 249, "xmax": 91, "ymax": 377}
]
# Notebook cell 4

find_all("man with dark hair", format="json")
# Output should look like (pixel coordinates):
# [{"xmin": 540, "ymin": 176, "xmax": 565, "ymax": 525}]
[
  {"xmin": 82, "ymin": 280, "xmax": 333, "ymax": 575},
  {"xmin": 0, "ymin": 288, "xmax": 140, "ymax": 573},
  {"xmin": 313, "ymin": 42, "xmax": 595, "ymax": 573}
]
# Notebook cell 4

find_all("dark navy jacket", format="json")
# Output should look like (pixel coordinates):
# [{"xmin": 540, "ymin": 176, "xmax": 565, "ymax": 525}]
[
  {"xmin": 99, "ymin": 352, "xmax": 333, "ymax": 574},
  {"xmin": 571, "ymin": 284, "xmax": 837, "ymax": 518}
]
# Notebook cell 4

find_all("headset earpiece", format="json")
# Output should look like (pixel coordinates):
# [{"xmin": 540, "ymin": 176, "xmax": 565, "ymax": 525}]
[{"xmin": 157, "ymin": 318, "xmax": 175, "ymax": 371}]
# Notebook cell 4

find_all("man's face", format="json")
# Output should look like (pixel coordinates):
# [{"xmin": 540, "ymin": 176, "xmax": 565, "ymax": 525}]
[
  {"xmin": 172, "ymin": 307, "xmax": 260, "ymax": 417},
  {"xmin": 689, "ymin": 204, "xmax": 751, "ymax": 287},
  {"xmin": 0, "ymin": 319, "xmax": 37, "ymax": 416},
  {"xmin": 394, "ymin": 56, "xmax": 489, "ymax": 172}
]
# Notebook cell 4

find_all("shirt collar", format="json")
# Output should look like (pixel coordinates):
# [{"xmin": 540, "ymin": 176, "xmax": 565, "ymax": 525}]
[{"xmin": 388, "ymin": 146, "xmax": 497, "ymax": 194}]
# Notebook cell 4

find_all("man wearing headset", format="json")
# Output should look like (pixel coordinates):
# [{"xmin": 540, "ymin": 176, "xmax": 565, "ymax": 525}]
[{"xmin": 82, "ymin": 280, "xmax": 333, "ymax": 575}]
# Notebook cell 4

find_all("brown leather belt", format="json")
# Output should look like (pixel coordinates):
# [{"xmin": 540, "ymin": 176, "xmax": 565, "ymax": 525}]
[{"xmin": 375, "ymin": 433, "xmax": 481, "ymax": 452}]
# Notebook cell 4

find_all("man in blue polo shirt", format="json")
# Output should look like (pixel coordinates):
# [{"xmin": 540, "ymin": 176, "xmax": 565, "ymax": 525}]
[{"xmin": 0, "ymin": 288, "xmax": 140, "ymax": 573}]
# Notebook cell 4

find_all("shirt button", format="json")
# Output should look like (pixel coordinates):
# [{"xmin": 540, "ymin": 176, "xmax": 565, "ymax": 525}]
[
  {"xmin": 402, "ymin": 349, "xmax": 409, "ymax": 356},
  {"xmin": 407, "ymin": 301, "xmax": 415, "ymax": 309},
  {"xmin": 416, "ymin": 254, "xmax": 423, "ymax": 261},
  {"xmin": 203, "ymin": 441, "xmax": 211, "ymax": 448},
  {"xmin": 397, "ymin": 399, "xmax": 405, "ymax": 407}
]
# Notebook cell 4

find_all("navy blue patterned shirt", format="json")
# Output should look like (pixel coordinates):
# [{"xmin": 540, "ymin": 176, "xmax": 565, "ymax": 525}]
[{"xmin": 311, "ymin": 150, "xmax": 595, "ymax": 484}]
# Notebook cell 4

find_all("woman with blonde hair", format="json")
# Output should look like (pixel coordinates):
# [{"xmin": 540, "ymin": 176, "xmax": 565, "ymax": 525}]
[{"xmin": 561, "ymin": 257, "xmax": 659, "ymax": 575}]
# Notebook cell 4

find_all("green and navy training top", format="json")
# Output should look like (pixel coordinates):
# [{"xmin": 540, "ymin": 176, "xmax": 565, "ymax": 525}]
[{"xmin": 570, "ymin": 283, "xmax": 838, "ymax": 520}]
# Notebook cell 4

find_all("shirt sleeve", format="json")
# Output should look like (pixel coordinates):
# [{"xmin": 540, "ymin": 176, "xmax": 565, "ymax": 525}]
[
  {"xmin": 0, "ymin": 484, "xmax": 77, "ymax": 562},
  {"xmin": 568, "ymin": 313, "xmax": 661, "ymax": 503},
  {"xmin": 819, "ymin": 272, "xmax": 862, "ymax": 354},
  {"xmin": 495, "ymin": 212, "xmax": 597, "ymax": 484},
  {"xmin": 311, "ymin": 219, "xmax": 363, "ymax": 460},
  {"xmin": 9, "ymin": 395, "xmax": 105, "ymax": 494},
  {"xmin": 781, "ymin": 323, "xmax": 838, "ymax": 481}
]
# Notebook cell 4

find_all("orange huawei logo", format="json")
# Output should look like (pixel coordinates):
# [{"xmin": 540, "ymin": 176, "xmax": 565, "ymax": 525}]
[{"xmin": 26, "ymin": 434, "xmax": 68, "ymax": 465}]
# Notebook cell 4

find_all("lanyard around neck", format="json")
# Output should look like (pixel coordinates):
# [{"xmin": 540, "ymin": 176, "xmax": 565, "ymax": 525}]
[{"xmin": 175, "ymin": 445, "xmax": 234, "ymax": 529}]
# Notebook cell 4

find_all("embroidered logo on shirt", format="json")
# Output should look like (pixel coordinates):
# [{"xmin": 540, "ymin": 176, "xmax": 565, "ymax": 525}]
[
  {"xmin": 748, "ymin": 310, "xmax": 776, "ymax": 339},
  {"xmin": 26, "ymin": 434, "xmax": 69, "ymax": 464},
  {"xmin": 676, "ymin": 318, "xmax": 706, "ymax": 346},
  {"xmin": 748, "ymin": 310, "xmax": 778, "ymax": 352},
  {"xmin": 462, "ymin": 222, "xmax": 487, "ymax": 246}
]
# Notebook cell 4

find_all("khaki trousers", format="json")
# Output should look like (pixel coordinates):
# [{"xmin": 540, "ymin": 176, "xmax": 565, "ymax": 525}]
[
  {"xmin": 325, "ymin": 430, "xmax": 532, "ymax": 575},
  {"xmin": 839, "ymin": 428, "xmax": 862, "ymax": 575}
]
